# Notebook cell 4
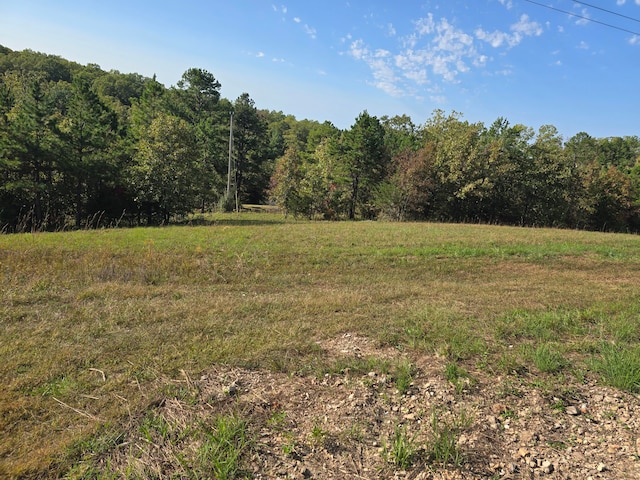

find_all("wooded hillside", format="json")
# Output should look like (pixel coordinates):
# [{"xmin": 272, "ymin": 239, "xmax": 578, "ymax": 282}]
[{"xmin": 2, "ymin": 46, "xmax": 639, "ymax": 232}]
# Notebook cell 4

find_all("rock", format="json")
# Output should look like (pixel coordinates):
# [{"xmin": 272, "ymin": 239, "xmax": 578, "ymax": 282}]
[
  {"xmin": 606, "ymin": 444, "xmax": 621, "ymax": 454},
  {"xmin": 223, "ymin": 383, "xmax": 238, "ymax": 395},
  {"xmin": 487, "ymin": 415, "xmax": 499, "ymax": 429},
  {"xmin": 566, "ymin": 405, "xmax": 579, "ymax": 416},
  {"xmin": 597, "ymin": 462, "xmax": 606, "ymax": 472},
  {"xmin": 492, "ymin": 402, "xmax": 507, "ymax": 414},
  {"xmin": 520, "ymin": 430, "xmax": 539, "ymax": 444},
  {"xmin": 506, "ymin": 462, "xmax": 518, "ymax": 474},
  {"xmin": 541, "ymin": 460, "xmax": 554, "ymax": 474}
]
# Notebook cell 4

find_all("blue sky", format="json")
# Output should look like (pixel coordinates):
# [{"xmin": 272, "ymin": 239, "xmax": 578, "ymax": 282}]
[{"xmin": 1, "ymin": 1, "xmax": 639, "ymax": 139}]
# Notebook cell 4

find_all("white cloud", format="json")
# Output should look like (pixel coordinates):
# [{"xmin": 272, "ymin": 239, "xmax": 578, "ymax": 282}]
[
  {"xmin": 304, "ymin": 24, "xmax": 317, "ymax": 39},
  {"xmin": 346, "ymin": 12, "xmax": 542, "ymax": 100},
  {"xmin": 257, "ymin": 52, "xmax": 265, "ymax": 58},
  {"xmin": 293, "ymin": 17, "xmax": 301, "ymax": 23},
  {"xmin": 499, "ymin": 0, "xmax": 513, "ymax": 8},
  {"xmin": 347, "ymin": 40, "xmax": 404, "ymax": 95},
  {"xmin": 511, "ymin": 14, "xmax": 543, "ymax": 37},
  {"xmin": 475, "ymin": 14, "xmax": 542, "ymax": 49},
  {"xmin": 630, "ymin": 35, "xmax": 640, "ymax": 45},
  {"xmin": 574, "ymin": 8, "xmax": 590, "ymax": 26}
]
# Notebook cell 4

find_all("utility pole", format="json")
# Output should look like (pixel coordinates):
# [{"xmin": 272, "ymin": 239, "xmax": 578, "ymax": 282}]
[{"xmin": 226, "ymin": 110, "xmax": 234, "ymax": 199}]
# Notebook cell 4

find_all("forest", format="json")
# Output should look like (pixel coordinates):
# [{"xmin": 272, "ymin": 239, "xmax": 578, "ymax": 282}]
[{"xmin": 1, "ymin": 45, "xmax": 640, "ymax": 232}]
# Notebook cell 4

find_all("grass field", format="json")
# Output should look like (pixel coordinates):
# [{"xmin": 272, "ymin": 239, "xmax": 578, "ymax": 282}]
[{"xmin": 1, "ymin": 213, "xmax": 640, "ymax": 477}]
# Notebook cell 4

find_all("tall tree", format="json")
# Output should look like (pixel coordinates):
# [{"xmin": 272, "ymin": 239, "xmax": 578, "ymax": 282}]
[
  {"xmin": 0, "ymin": 72, "xmax": 61, "ymax": 230},
  {"xmin": 57, "ymin": 75, "xmax": 117, "ymax": 228},
  {"xmin": 171, "ymin": 68, "xmax": 224, "ymax": 211},
  {"xmin": 232, "ymin": 93, "xmax": 269, "ymax": 205},
  {"xmin": 132, "ymin": 113, "xmax": 198, "ymax": 223},
  {"xmin": 343, "ymin": 111, "xmax": 389, "ymax": 219}
]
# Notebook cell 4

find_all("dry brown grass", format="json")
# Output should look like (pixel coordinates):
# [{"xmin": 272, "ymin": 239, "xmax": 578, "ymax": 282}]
[{"xmin": 1, "ymin": 214, "xmax": 640, "ymax": 477}]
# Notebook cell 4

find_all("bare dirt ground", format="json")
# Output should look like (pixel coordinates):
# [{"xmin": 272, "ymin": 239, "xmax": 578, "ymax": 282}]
[{"xmin": 112, "ymin": 333, "xmax": 640, "ymax": 479}]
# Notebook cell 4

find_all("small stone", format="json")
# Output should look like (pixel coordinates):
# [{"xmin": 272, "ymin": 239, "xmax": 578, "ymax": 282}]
[
  {"xmin": 606, "ymin": 444, "xmax": 621, "ymax": 454},
  {"xmin": 597, "ymin": 462, "xmax": 606, "ymax": 472},
  {"xmin": 541, "ymin": 460, "xmax": 554, "ymax": 474},
  {"xmin": 566, "ymin": 406, "xmax": 579, "ymax": 416},
  {"xmin": 492, "ymin": 403, "xmax": 507, "ymax": 414},
  {"xmin": 579, "ymin": 403, "xmax": 589, "ymax": 414},
  {"xmin": 223, "ymin": 384, "xmax": 238, "ymax": 395}
]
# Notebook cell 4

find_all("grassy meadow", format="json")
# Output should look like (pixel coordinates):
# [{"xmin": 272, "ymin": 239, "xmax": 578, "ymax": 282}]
[{"xmin": 1, "ymin": 213, "xmax": 640, "ymax": 477}]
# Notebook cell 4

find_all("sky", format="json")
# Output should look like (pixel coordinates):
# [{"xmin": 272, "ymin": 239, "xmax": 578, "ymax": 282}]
[{"xmin": 1, "ymin": 1, "xmax": 639, "ymax": 139}]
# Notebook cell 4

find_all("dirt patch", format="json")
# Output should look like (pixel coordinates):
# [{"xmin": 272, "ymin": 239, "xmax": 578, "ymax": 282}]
[{"xmin": 103, "ymin": 333, "xmax": 640, "ymax": 479}]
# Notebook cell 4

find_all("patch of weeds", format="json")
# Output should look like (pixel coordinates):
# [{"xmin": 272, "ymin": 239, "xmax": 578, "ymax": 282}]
[
  {"xmin": 404, "ymin": 309, "xmax": 486, "ymax": 360},
  {"xmin": 607, "ymin": 313, "xmax": 640, "ymax": 344},
  {"xmin": 496, "ymin": 351, "xmax": 528, "ymax": 376},
  {"xmin": 497, "ymin": 378, "xmax": 525, "ymax": 398},
  {"xmin": 320, "ymin": 356, "xmax": 391, "ymax": 378},
  {"xmin": 267, "ymin": 410, "xmax": 287, "ymax": 429},
  {"xmin": 310, "ymin": 421, "xmax": 328, "ymax": 445},
  {"xmin": 550, "ymin": 398, "xmax": 566, "ymax": 412},
  {"xmin": 547, "ymin": 440, "xmax": 567, "ymax": 450},
  {"xmin": 427, "ymin": 407, "xmax": 472, "ymax": 468},
  {"xmin": 500, "ymin": 408, "xmax": 516, "ymax": 420},
  {"xmin": 30, "ymin": 375, "xmax": 76, "ymax": 397},
  {"xmin": 382, "ymin": 424, "xmax": 419, "ymax": 470},
  {"xmin": 342, "ymin": 420, "xmax": 366, "ymax": 443},
  {"xmin": 281, "ymin": 432, "xmax": 297, "ymax": 456},
  {"xmin": 394, "ymin": 358, "xmax": 416, "ymax": 395},
  {"xmin": 444, "ymin": 362, "xmax": 475, "ymax": 394},
  {"xmin": 403, "ymin": 320, "xmax": 429, "ymax": 349},
  {"xmin": 59, "ymin": 426, "xmax": 125, "ymax": 474},
  {"xmin": 197, "ymin": 414, "xmax": 252, "ymax": 480},
  {"xmin": 532, "ymin": 343, "xmax": 567, "ymax": 374},
  {"xmin": 592, "ymin": 343, "xmax": 640, "ymax": 393},
  {"xmin": 139, "ymin": 412, "xmax": 171, "ymax": 444}
]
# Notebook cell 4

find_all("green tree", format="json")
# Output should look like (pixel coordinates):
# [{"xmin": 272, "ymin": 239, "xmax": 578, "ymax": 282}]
[
  {"xmin": 132, "ymin": 113, "xmax": 198, "ymax": 223},
  {"xmin": 422, "ymin": 110, "xmax": 486, "ymax": 221},
  {"xmin": 130, "ymin": 75, "xmax": 167, "ymax": 139},
  {"xmin": 0, "ymin": 72, "xmax": 61, "ymax": 230},
  {"xmin": 343, "ymin": 111, "xmax": 389, "ymax": 219},
  {"xmin": 57, "ymin": 75, "xmax": 117, "ymax": 228},
  {"xmin": 232, "ymin": 93, "xmax": 269, "ymax": 205},
  {"xmin": 380, "ymin": 142, "xmax": 437, "ymax": 220}
]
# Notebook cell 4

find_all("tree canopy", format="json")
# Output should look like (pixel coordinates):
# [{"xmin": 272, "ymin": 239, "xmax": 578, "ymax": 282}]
[{"xmin": 1, "ymin": 45, "xmax": 639, "ymax": 232}]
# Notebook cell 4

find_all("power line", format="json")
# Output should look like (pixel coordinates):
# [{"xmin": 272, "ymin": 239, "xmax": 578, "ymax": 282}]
[
  {"xmin": 523, "ymin": 0, "xmax": 640, "ymax": 36},
  {"xmin": 569, "ymin": 0, "xmax": 640, "ymax": 25}
]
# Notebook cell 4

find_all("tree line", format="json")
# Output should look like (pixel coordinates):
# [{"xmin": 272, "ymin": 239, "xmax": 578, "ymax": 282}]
[{"xmin": 1, "ymin": 46, "xmax": 639, "ymax": 232}]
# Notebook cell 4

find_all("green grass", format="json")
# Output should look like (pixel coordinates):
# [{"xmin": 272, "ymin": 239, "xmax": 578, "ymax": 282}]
[
  {"xmin": 197, "ymin": 415, "xmax": 252, "ymax": 480},
  {"xmin": 592, "ymin": 343, "xmax": 640, "ymax": 393},
  {"xmin": 2, "ymin": 213, "xmax": 640, "ymax": 476},
  {"xmin": 427, "ymin": 407, "xmax": 472, "ymax": 468},
  {"xmin": 382, "ymin": 424, "xmax": 419, "ymax": 469}
]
